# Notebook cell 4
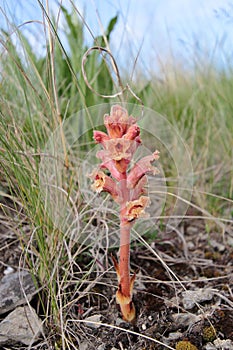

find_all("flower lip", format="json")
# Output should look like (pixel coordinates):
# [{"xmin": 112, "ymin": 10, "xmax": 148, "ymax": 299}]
[
  {"xmin": 89, "ymin": 169, "xmax": 106, "ymax": 193},
  {"xmin": 124, "ymin": 196, "xmax": 151, "ymax": 222},
  {"xmin": 104, "ymin": 139, "xmax": 137, "ymax": 161}
]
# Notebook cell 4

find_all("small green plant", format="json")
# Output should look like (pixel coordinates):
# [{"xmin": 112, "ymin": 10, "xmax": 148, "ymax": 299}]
[
  {"xmin": 90, "ymin": 104, "xmax": 160, "ymax": 321},
  {"xmin": 202, "ymin": 325, "xmax": 217, "ymax": 342},
  {"xmin": 176, "ymin": 340, "xmax": 198, "ymax": 350}
]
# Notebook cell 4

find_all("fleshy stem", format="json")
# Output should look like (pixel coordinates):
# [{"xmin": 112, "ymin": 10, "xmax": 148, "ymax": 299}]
[
  {"xmin": 89, "ymin": 105, "xmax": 159, "ymax": 322},
  {"xmin": 116, "ymin": 176, "xmax": 136, "ymax": 321}
]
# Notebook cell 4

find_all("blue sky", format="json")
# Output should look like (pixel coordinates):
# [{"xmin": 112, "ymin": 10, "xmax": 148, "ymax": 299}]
[{"xmin": 1, "ymin": 0, "xmax": 233, "ymax": 77}]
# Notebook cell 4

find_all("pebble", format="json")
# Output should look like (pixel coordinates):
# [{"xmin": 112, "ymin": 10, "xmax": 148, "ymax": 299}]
[
  {"xmin": 167, "ymin": 331, "xmax": 183, "ymax": 341},
  {"xmin": 186, "ymin": 226, "xmax": 198, "ymax": 235},
  {"xmin": 141, "ymin": 324, "xmax": 147, "ymax": 330},
  {"xmin": 209, "ymin": 239, "xmax": 226, "ymax": 252},
  {"xmin": 205, "ymin": 343, "xmax": 216, "ymax": 350},
  {"xmin": 206, "ymin": 338, "xmax": 233, "ymax": 349},
  {"xmin": 182, "ymin": 288, "xmax": 214, "ymax": 309},
  {"xmin": 85, "ymin": 314, "xmax": 102, "ymax": 328},
  {"xmin": 172, "ymin": 313, "xmax": 201, "ymax": 327},
  {"xmin": 79, "ymin": 341, "xmax": 89, "ymax": 350},
  {"xmin": 3, "ymin": 266, "xmax": 14, "ymax": 275},
  {"xmin": 97, "ymin": 345, "xmax": 105, "ymax": 350},
  {"xmin": 214, "ymin": 338, "xmax": 233, "ymax": 349},
  {"xmin": 115, "ymin": 317, "xmax": 127, "ymax": 326}
]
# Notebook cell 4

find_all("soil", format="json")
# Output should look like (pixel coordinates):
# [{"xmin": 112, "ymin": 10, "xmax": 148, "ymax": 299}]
[{"xmin": 1, "ymin": 200, "xmax": 233, "ymax": 350}]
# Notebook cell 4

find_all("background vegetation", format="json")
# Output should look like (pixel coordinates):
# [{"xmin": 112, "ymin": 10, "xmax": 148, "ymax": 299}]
[{"xmin": 0, "ymin": 2, "xmax": 232, "ymax": 348}]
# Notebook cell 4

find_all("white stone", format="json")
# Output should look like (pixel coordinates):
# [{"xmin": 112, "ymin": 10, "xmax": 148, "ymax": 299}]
[
  {"xmin": 3, "ymin": 266, "xmax": 14, "ymax": 275},
  {"xmin": 213, "ymin": 338, "xmax": 233, "ymax": 349}
]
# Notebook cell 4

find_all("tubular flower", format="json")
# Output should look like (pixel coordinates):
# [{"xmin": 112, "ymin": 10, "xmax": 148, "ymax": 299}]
[
  {"xmin": 129, "ymin": 175, "xmax": 147, "ymax": 201},
  {"xmin": 127, "ymin": 151, "xmax": 160, "ymax": 189},
  {"xmin": 96, "ymin": 150, "xmax": 123, "ymax": 181},
  {"xmin": 124, "ymin": 124, "xmax": 141, "ymax": 142},
  {"xmin": 105, "ymin": 139, "xmax": 134, "ymax": 161},
  {"xmin": 96, "ymin": 138, "xmax": 139, "ymax": 174},
  {"xmin": 123, "ymin": 196, "xmax": 151, "ymax": 222},
  {"xmin": 89, "ymin": 105, "xmax": 160, "ymax": 322},
  {"xmin": 104, "ymin": 105, "xmax": 137, "ymax": 139},
  {"xmin": 93, "ymin": 130, "xmax": 110, "ymax": 145},
  {"xmin": 104, "ymin": 139, "xmax": 138, "ymax": 173},
  {"xmin": 89, "ymin": 170, "xmax": 118, "ymax": 199}
]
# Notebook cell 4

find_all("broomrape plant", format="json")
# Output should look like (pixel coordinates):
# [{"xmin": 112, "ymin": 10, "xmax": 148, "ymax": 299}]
[{"xmin": 90, "ymin": 105, "xmax": 160, "ymax": 322}]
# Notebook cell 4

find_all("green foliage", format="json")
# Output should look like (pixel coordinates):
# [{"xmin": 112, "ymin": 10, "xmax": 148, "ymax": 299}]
[
  {"xmin": 176, "ymin": 340, "xmax": 198, "ymax": 350},
  {"xmin": 202, "ymin": 325, "xmax": 217, "ymax": 342}
]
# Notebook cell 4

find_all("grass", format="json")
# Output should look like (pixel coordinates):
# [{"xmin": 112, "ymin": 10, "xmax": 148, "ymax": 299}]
[{"xmin": 0, "ymin": 1, "xmax": 232, "ymax": 349}]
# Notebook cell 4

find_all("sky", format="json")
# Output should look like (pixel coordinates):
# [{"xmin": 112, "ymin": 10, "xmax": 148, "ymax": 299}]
[{"xmin": 1, "ymin": 0, "xmax": 233, "ymax": 77}]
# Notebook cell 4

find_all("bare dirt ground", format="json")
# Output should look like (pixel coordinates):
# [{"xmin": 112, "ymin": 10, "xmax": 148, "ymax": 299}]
[{"xmin": 1, "ymin": 199, "xmax": 233, "ymax": 350}]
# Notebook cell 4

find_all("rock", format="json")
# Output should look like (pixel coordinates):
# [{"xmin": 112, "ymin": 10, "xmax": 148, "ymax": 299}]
[
  {"xmin": 213, "ymin": 338, "xmax": 233, "ymax": 349},
  {"xmin": 205, "ymin": 343, "xmax": 216, "ymax": 350},
  {"xmin": 182, "ymin": 288, "xmax": 214, "ymax": 309},
  {"xmin": 0, "ymin": 271, "xmax": 37, "ymax": 314},
  {"xmin": 167, "ymin": 331, "xmax": 183, "ymax": 340},
  {"xmin": 115, "ymin": 317, "xmax": 128, "ymax": 326},
  {"xmin": 172, "ymin": 313, "xmax": 202, "ymax": 327},
  {"xmin": 162, "ymin": 332, "xmax": 183, "ymax": 347},
  {"xmin": 209, "ymin": 239, "xmax": 226, "ymax": 252},
  {"xmin": 97, "ymin": 345, "xmax": 106, "ymax": 350},
  {"xmin": 0, "ymin": 306, "xmax": 43, "ymax": 346},
  {"xmin": 141, "ymin": 323, "xmax": 147, "ymax": 330},
  {"xmin": 79, "ymin": 342, "xmax": 89, "ymax": 350},
  {"xmin": 115, "ymin": 317, "xmax": 122, "ymax": 326},
  {"xmin": 186, "ymin": 226, "xmax": 198, "ymax": 235},
  {"xmin": 3, "ymin": 266, "xmax": 14, "ymax": 275},
  {"xmin": 85, "ymin": 314, "xmax": 102, "ymax": 328},
  {"xmin": 205, "ymin": 339, "xmax": 233, "ymax": 350}
]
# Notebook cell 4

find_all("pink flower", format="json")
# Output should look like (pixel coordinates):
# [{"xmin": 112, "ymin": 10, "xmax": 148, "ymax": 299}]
[
  {"xmin": 104, "ymin": 139, "xmax": 135, "ymax": 161},
  {"xmin": 93, "ymin": 131, "xmax": 110, "ymax": 145},
  {"xmin": 97, "ymin": 138, "xmax": 138, "ymax": 174},
  {"xmin": 104, "ymin": 105, "xmax": 137, "ymax": 139},
  {"xmin": 123, "ymin": 196, "xmax": 151, "ymax": 222},
  {"xmin": 129, "ymin": 175, "xmax": 147, "ymax": 201},
  {"xmin": 124, "ymin": 124, "xmax": 141, "ymax": 142},
  {"xmin": 95, "ymin": 150, "xmax": 123, "ymax": 181},
  {"xmin": 127, "ymin": 151, "xmax": 160, "ymax": 189},
  {"xmin": 89, "ymin": 169, "xmax": 118, "ymax": 200}
]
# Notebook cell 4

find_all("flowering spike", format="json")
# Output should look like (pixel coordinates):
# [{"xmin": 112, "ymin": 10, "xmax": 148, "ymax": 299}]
[{"xmin": 89, "ymin": 105, "xmax": 160, "ymax": 322}]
